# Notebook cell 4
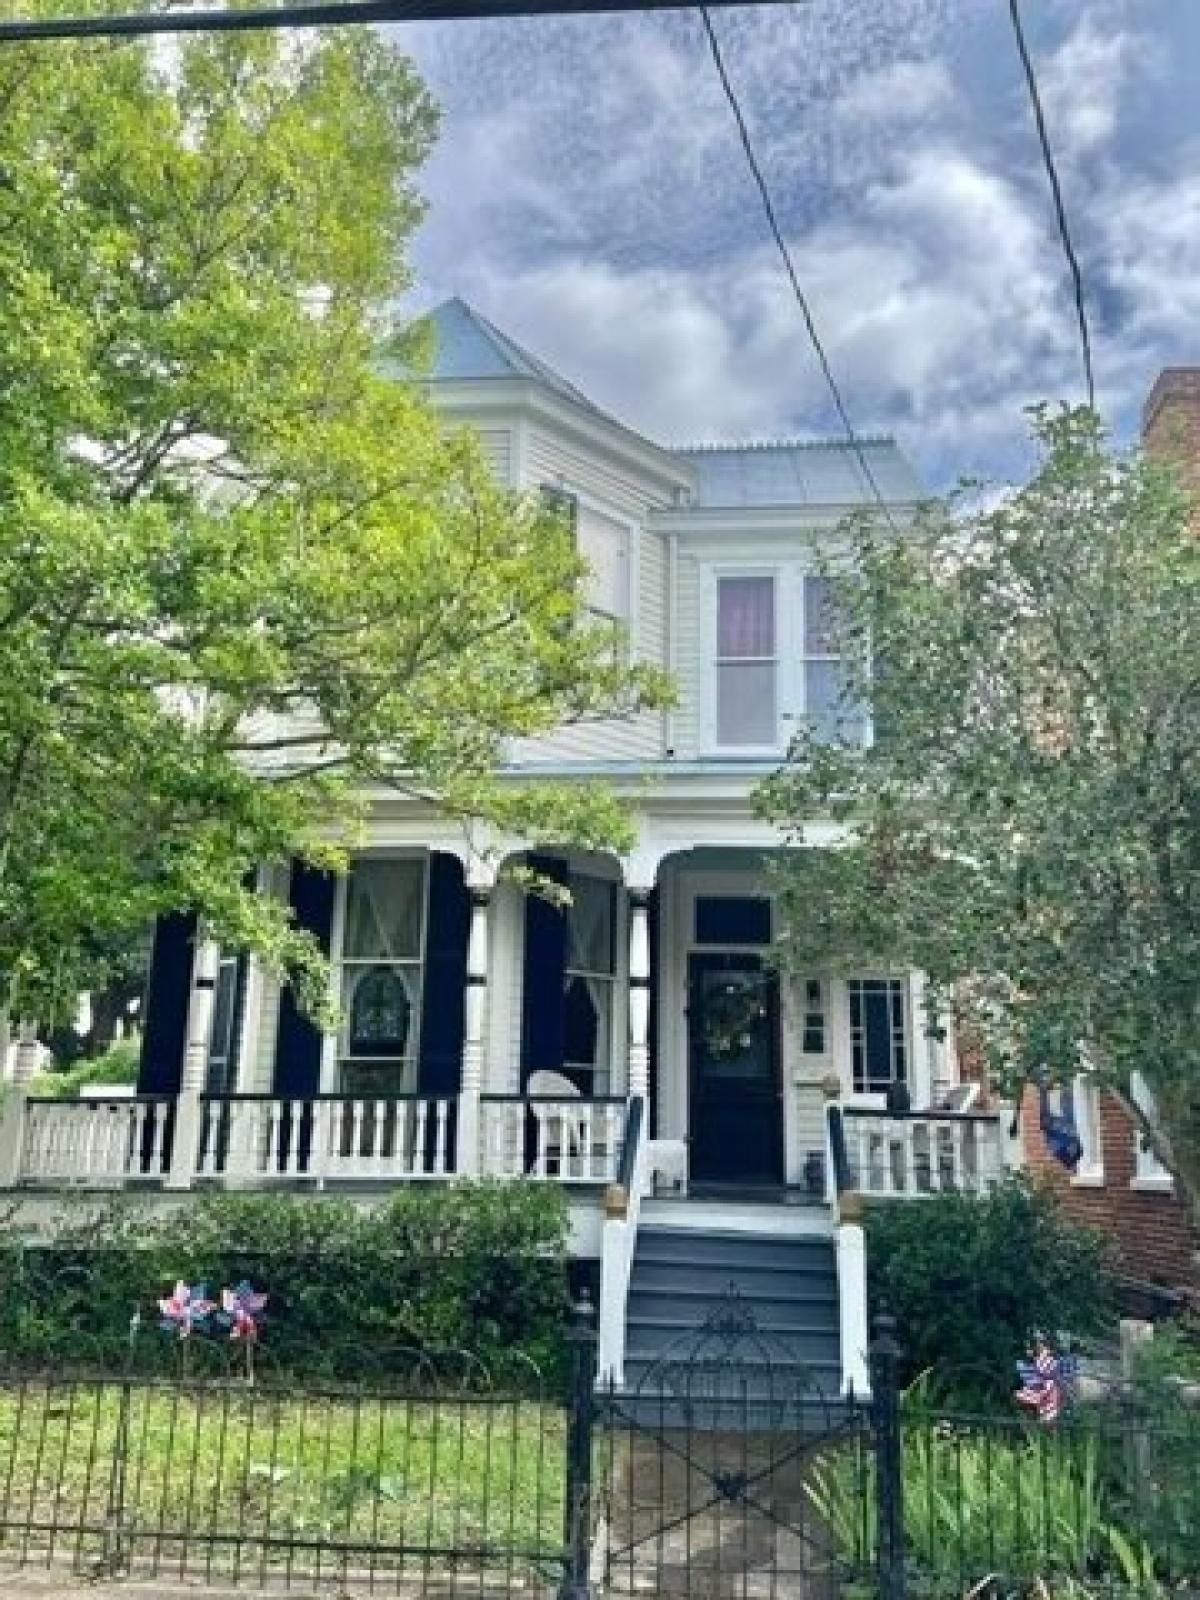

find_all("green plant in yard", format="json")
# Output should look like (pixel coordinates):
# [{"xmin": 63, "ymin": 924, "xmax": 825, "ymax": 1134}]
[
  {"xmin": 806, "ymin": 1378, "xmax": 1116, "ymax": 1589},
  {"xmin": 0, "ymin": 1183, "xmax": 572, "ymax": 1385},
  {"xmin": 0, "ymin": 1379, "xmax": 565, "ymax": 1576},
  {"xmin": 865, "ymin": 1178, "xmax": 1114, "ymax": 1400}
]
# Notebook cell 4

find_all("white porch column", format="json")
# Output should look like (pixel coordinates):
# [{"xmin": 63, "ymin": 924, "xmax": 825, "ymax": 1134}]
[
  {"xmin": 182, "ymin": 935, "xmax": 221, "ymax": 1093},
  {"xmin": 11, "ymin": 1020, "xmax": 40, "ymax": 1086},
  {"xmin": 457, "ymin": 871, "xmax": 494, "ymax": 1176},
  {"xmin": 627, "ymin": 887, "xmax": 652, "ymax": 1101}
]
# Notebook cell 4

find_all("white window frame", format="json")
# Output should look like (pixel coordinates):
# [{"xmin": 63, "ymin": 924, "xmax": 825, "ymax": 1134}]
[
  {"xmin": 703, "ymin": 563, "xmax": 782, "ymax": 755},
  {"xmin": 541, "ymin": 480, "xmax": 638, "ymax": 636},
  {"xmin": 1129, "ymin": 1072, "xmax": 1173, "ymax": 1193},
  {"xmin": 700, "ymin": 559, "xmax": 868, "ymax": 756},
  {"xmin": 205, "ymin": 953, "xmax": 242, "ymax": 1095},
  {"xmin": 1069, "ymin": 1075, "xmax": 1105, "ymax": 1188},
  {"xmin": 838, "ymin": 966, "xmax": 921, "ymax": 1107},
  {"xmin": 562, "ymin": 872, "xmax": 619, "ymax": 1096},
  {"xmin": 325, "ymin": 850, "xmax": 430, "ymax": 1095}
]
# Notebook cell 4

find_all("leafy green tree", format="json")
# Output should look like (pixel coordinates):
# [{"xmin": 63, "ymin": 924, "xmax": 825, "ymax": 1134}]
[
  {"xmin": 761, "ymin": 410, "xmax": 1200, "ymax": 1220},
  {"xmin": 0, "ymin": 19, "xmax": 668, "ymax": 1028}
]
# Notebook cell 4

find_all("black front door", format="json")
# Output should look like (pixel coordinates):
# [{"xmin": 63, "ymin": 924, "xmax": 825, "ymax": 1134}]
[{"xmin": 688, "ymin": 953, "xmax": 782, "ymax": 1185}]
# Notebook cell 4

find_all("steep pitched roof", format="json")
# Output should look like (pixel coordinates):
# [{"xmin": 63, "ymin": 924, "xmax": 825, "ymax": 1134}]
[{"xmin": 415, "ymin": 297, "xmax": 602, "ymax": 415}]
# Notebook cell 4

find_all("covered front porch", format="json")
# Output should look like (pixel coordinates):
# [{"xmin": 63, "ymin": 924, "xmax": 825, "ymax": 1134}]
[{"xmin": 0, "ymin": 821, "xmax": 1013, "ymax": 1203}]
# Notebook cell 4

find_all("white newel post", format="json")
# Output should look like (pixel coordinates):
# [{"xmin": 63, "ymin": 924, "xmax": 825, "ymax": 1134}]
[
  {"xmin": 0, "ymin": 1086, "xmax": 27, "ymax": 1187},
  {"xmin": 457, "ymin": 881, "xmax": 492, "ymax": 1177},
  {"xmin": 627, "ymin": 888, "xmax": 651, "ymax": 1101},
  {"xmin": 168, "ymin": 933, "xmax": 218, "ymax": 1190},
  {"xmin": 12, "ymin": 1020, "xmax": 40, "ymax": 1086},
  {"xmin": 835, "ymin": 1197, "xmax": 871, "ymax": 1398}
]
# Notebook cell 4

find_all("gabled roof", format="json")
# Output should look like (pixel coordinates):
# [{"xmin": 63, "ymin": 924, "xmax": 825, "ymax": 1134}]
[
  {"xmin": 677, "ymin": 438, "xmax": 923, "ymax": 508},
  {"xmin": 414, "ymin": 297, "xmax": 603, "ymax": 416}
]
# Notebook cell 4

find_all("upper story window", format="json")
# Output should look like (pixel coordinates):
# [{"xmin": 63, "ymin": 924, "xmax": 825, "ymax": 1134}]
[
  {"xmin": 804, "ymin": 575, "xmax": 865, "ymax": 745},
  {"xmin": 705, "ymin": 564, "xmax": 866, "ymax": 753},
  {"xmin": 716, "ymin": 575, "xmax": 777, "ymax": 747},
  {"xmin": 541, "ymin": 486, "xmax": 631, "ymax": 625},
  {"xmin": 338, "ymin": 856, "xmax": 427, "ymax": 1095}
]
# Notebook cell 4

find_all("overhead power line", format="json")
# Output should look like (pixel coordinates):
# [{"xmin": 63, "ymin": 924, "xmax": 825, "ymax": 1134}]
[
  {"xmin": 1006, "ymin": 0, "xmax": 1096, "ymax": 412},
  {"xmin": 696, "ymin": 6, "xmax": 899, "ymax": 529},
  {"xmin": 0, "ymin": 0, "xmax": 787, "ymax": 44}
]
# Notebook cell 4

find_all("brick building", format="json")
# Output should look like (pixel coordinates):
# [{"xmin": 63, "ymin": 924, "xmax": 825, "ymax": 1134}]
[{"xmin": 1022, "ymin": 366, "xmax": 1200, "ymax": 1300}]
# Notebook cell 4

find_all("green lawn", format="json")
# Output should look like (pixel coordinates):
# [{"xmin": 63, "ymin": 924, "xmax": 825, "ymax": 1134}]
[{"xmin": 0, "ymin": 1377, "xmax": 566, "ymax": 1584}]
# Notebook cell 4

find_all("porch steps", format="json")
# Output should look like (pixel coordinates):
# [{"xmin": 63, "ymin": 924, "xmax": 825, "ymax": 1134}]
[{"xmin": 614, "ymin": 1218, "xmax": 843, "ymax": 1431}]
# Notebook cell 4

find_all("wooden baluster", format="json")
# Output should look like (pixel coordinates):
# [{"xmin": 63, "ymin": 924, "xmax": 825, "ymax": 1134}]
[
  {"xmin": 949, "ymin": 1120, "xmax": 965, "ymax": 1191},
  {"xmin": 533, "ymin": 1105, "xmax": 548, "ymax": 1179},
  {"xmin": 433, "ymin": 1101, "xmax": 449, "ymax": 1176}
]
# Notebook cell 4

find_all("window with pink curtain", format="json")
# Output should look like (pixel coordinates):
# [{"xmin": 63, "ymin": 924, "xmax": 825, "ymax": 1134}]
[{"xmin": 716, "ymin": 576, "xmax": 776, "ymax": 746}]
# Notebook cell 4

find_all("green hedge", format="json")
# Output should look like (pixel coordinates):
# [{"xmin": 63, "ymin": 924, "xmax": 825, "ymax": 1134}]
[
  {"xmin": 866, "ymin": 1176, "xmax": 1115, "ymax": 1401},
  {"xmin": 0, "ymin": 1182, "xmax": 571, "ymax": 1386}
]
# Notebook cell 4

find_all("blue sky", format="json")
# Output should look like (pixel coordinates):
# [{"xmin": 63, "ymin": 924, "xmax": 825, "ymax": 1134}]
[{"xmin": 396, "ymin": 0, "xmax": 1200, "ymax": 490}]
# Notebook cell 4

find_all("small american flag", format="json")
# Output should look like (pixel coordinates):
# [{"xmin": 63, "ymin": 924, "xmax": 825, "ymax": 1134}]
[{"xmin": 1016, "ymin": 1342, "xmax": 1079, "ymax": 1423}]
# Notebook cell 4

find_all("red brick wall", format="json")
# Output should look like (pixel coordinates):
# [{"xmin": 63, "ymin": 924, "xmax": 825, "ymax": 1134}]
[
  {"xmin": 1022, "ymin": 1089, "xmax": 1199, "ymax": 1292},
  {"xmin": 1144, "ymin": 367, "xmax": 1200, "ymax": 507}
]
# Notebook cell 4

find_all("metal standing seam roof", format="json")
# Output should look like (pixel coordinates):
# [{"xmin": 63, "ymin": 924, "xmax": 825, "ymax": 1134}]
[
  {"xmin": 674, "ymin": 439, "xmax": 924, "ymax": 508},
  {"xmin": 410, "ymin": 298, "xmax": 924, "ymax": 508}
]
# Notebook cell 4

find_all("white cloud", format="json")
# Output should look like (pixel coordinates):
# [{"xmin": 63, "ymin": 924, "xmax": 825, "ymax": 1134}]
[
  {"xmin": 835, "ymin": 59, "xmax": 955, "ymax": 127},
  {"xmin": 400, "ymin": 0, "xmax": 1192, "ymax": 488}
]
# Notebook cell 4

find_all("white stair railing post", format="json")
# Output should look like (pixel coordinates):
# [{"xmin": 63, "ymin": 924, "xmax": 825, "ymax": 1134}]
[
  {"xmin": 457, "ymin": 879, "xmax": 492, "ymax": 1178},
  {"xmin": 835, "ymin": 1194, "xmax": 871, "ymax": 1398},
  {"xmin": 0, "ymin": 1086, "xmax": 27, "ymax": 1187}
]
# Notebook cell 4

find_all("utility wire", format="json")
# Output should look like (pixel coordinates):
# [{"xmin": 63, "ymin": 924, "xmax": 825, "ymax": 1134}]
[
  {"xmin": 697, "ymin": 5, "xmax": 899, "ymax": 529},
  {"xmin": 0, "ymin": 0, "xmax": 787, "ymax": 45},
  {"xmin": 1006, "ymin": 0, "xmax": 1096, "ymax": 412}
]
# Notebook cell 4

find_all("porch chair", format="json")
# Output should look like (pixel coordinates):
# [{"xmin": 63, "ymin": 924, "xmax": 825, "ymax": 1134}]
[{"xmin": 526, "ymin": 1070, "xmax": 589, "ymax": 1178}]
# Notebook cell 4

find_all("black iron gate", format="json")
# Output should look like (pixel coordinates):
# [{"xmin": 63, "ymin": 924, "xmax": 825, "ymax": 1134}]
[{"xmin": 595, "ymin": 1292, "xmax": 877, "ymax": 1599}]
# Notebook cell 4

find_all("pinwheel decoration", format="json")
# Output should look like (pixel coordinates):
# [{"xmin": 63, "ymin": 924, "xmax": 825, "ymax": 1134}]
[
  {"xmin": 1016, "ymin": 1341, "xmax": 1079, "ymax": 1423},
  {"xmin": 158, "ymin": 1281, "xmax": 214, "ymax": 1341},
  {"xmin": 218, "ymin": 1281, "xmax": 268, "ymax": 1345}
]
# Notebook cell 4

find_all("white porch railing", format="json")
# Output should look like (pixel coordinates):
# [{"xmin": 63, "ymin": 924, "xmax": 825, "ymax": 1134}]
[
  {"xmin": 19, "ymin": 1097, "xmax": 174, "ymax": 1185},
  {"xmin": 842, "ymin": 1106, "xmax": 1007, "ymax": 1197},
  {"xmin": 195, "ymin": 1094, "xmax": 455, "ymax": 1182},
  {"xmin": 479, "ymin": 1095, "xmax": 626, "ymax": 1183},
  {"xmin": 6, "ymin": 1090, "xmax": 628, "ymax": 1188}
]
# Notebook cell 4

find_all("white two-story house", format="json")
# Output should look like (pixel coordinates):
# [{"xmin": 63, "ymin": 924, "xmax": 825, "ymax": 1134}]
[{"xmin": 2, "ymin": 300, "xmax": 1013, "ymax": 1396}]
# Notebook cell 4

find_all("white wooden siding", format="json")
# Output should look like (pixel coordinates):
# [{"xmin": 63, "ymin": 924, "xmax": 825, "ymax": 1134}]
[
  {"xmin": 523, "ymin": 428, "xmax": 671, "ymax": 518},
  {"xmin": 671, "ymin": 553, "xmax": 701, "ymax": 758},
  {"xmin": 475, "ymin": 428, "xmax": 514, "ymax": 484}
]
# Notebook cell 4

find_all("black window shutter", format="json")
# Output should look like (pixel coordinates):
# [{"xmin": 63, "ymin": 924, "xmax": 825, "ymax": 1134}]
[
  {"xmin": 272, "ymin": 861, "xmax": 336, "ymax": 1095},
  {"xmin": 418, "ymin": 854, "xmax": 470, "ymax": 1096},
  {"xmin": 138, "ymin": 911, "xmax": 197, "ymax": 1094},
  {"xmin": 519, "ymin": 855, "xmax": 569, "ymax": 1087}
]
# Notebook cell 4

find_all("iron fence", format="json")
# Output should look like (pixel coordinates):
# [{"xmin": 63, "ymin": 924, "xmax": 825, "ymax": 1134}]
[
  {"xmin": 0, "ymin": 1286, "xmax": 1197, "ymax": 1597},
  {"xmin": 0, "ymin": 1321, "xmax": 581, "ymax": 1595}
]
